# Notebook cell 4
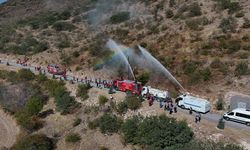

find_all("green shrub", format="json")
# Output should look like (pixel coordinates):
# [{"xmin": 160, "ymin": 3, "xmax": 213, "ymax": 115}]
[
  {"xmin": 188, "ymin": 2, "xmax": 202, "ymax": 17},
  {"xmin": 137, "ymin": 71, "xmax": 149, "ymax": 86},
  {"xmin": 179, "ymin": 140, "xmax": 243, "ymax": 150},
  {"xmin": 88, "ymin": 119, "xmax": 99, "ymax": 129},
  {"xmin": 237, "ymin": 52, "xmax": 249, "ymax": 59},
  {"xmin": 76, "ymin": 84, "xmax": 91, "ymax": 101},
  {"xmin": 99, "ymin": 95, "xmax": 108, "ymax": 106},
  {"xmin": 25, "ymin": 96, "xmax": 44, "ymax": 116},
  {"xmin": 73, "ymin": 118, "xmax": 82, "ymax": 127},
  {"xmin": 126, "ymin": 95, "xmax": 142, "ymax": 110},
  {"xmin": 217, "ymin": 0, "xmax": 241, "ymax": 14},
  {"xmin": 110, "ymin": 12, "xmax": 130, "ymax": 24},
  {"xmin": 72, "ymin": 51, "xmax": 80, "ymax": 58},
  {"xmin": 65, "ymin": 133, "xmax": 81, "ymax": 143},
  {"xmin": 17, "ymin": 69, "xmax": 35, "ymax": 81},
  {"xmin": 15, "ymin": 111, "xmax": 43, "ymax": 130},
  {"xmin": 185, "ymin": 19, "xmax": 202, "ymax": 31},
  {"xmin": 166, "ymin": 9, "xmax": 174, "ymax": 18},
  {"xmin": 242, "ymin": 18, "xmax": 250, "ymax": 28},
  {"xmin": 235, "ymin": 12, "xmax": 244, "ymax": 18},
  {"xmin": 43, "ymin": 80, "xmax": 65, "ymax": 97},
  {"xmin": 57, "ymin": 39, "xmax": 70, "ymax": 49},
  {"xmin": 116, "ymin": 101, "xmax": 128, "ymax": 114},
  {"xmin": 183, "ymin": 61, "xmax": 199, "ymax": 75},
  {"xmin": 52, "ymin": 21, "xmax": 76, "ymax": 31},
  {"xmin": 227, "ymin": 40, "xmax": 241, "ymax": 54},
  {"xmin": 59, "ymin": 10, "xmax": 71, "ymax": 20},
  {"xmin": 17, "ymin": 11, "xmax": 60, "ymax": 29},
  {"xmin": 200, "ymin": 68, "xmax": 212, "ymax": 81},
  {"xmin": 219, "ymin": 17, "xmax": 237, "ymax": 33},
  {"xmin": 121, "ymin": 116, "xmax": 140, "ymax": 143},
  {"xmin": 121, "ymin": 115, "xmax": 193, "ymax": 149},
  {"xmin": 235, "ymin": 61, "xmax": 249, "ymax": 76},
  {"xmin": 36, "ymin": 73, "xmax": 48, "ymax": 83},
  {"xmin": 16, "ymin": 36, "xmax": 49, "ymax": 54},
  {"xmin": 55, "ymin": 92, "xmax": 76, "ymax": 114},
  {"xmin": 100, "ymin": 146, "xmax": 109, "ymax": 150},
  {"xmin": 216, "ymin": 96, "xmax": 224, "ymax": 110},
  {"xmin": 95, "ymin": 114, "xmax": 122, "ymax": 134},
  {"xmin": 11, "ymin": 134, "xmax": 54, "ymax": 150}
]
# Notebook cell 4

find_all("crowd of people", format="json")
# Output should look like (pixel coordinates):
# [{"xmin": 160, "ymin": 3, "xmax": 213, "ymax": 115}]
[{"xmin": 1, "ymin": 58, "xmax": 202, "ymax": 123}]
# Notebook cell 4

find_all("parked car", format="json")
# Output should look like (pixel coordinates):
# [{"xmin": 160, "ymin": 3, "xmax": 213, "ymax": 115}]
[{"xmin": 223, "ymin": 108, "xmax": 250, "ymax": 126}]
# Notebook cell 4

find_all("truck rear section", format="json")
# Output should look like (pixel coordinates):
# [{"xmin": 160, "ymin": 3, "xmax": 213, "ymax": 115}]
[{"xmin": 113, "ymin": 79, "xmax": 142, "ymax": 95}]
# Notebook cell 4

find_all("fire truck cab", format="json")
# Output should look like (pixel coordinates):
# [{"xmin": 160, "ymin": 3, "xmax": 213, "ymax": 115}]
[
  {"xmin": 113, "ymin": 79, "xmax": 142, "ymax": 95},
  {"xmin": 47, "ymin": 64, "xmax": 66, "ymax": 76}
]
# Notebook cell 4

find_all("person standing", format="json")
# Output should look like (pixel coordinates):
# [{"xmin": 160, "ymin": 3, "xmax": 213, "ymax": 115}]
[
  {"xmin": 198, "ymin": 113, "xmax": 201, "ymax": 122},
  {"xmin": 174, "ymin": 106, "xmax": 177, "ymax": 113},
  {"xmin": 189, "ymin": 107, "xmax": 193, "ymax": 115}
]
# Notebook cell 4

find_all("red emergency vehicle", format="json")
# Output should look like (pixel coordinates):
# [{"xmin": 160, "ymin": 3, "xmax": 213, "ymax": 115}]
[
  {"xmin": 47, "ymin": 64, "xmax": 66, "ymax": 76},
  {"xmin": 113, "ymin": 79, "xmax": 142, "ymax": 95}
]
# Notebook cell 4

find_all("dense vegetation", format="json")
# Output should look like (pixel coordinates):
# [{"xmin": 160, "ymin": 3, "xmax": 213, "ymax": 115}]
[
  {"xmin": 121, "ymin": 115, "xmax": 193, "ymax": 149},
  {"xmin": 65, "ymin": 133, "xmax": 81, "ymax": 143},
  {"xmin": 76, "ymin": 84, "xmax": 91, "ymax": 101},
  {"xmin": 88, "ymin": 113, "xmax": 123, "ymax": 134},
  {"xmin": 116, "ymin": 95, "xmax": 142, "ymax": 114},
  {"xmin": 88, "ymin": 114, "xmax": 243, "ymax": 150},
  {"xmin": 44, "ymin": 80, "xmax": 78, "ymax": 114},
  {"xmin": 11, "ymin": 134, "xmax": 54, "ymax": 150}
]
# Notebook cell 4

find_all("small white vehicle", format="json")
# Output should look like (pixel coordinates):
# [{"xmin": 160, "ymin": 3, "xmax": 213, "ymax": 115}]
[
  {"xmin": 141, "ymin": 86, "xmax": 168, "ymax": 101},
  {"xmin": 223, "ymin": 108, "xmax": 250, "ymax": 126},
  {"xmin": 176, "ymin": 94, "xmax": 211, "ymax": 114}
]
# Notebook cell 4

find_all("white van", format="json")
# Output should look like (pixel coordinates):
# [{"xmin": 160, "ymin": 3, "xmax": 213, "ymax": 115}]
[
  {"xmin": 223, "ymin": 108, "xmax": 250, "ymax": 126},
  {"xmin": 176, "ymin": 94, "xmax": 211, "ymax": 114},
  {"xmin": 141, "ymin": 86, "xmax": 168, "ymax": 101}
]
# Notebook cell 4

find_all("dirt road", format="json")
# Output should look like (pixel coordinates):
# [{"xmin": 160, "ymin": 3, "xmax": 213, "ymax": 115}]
[{"xmin": 0, "ymin": 109, "xmax": 20, "ymax": 148}]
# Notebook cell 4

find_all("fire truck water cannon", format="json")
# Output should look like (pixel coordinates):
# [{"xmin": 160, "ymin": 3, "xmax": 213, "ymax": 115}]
[{"xmin": 113, "ymin": 79, "xmax": 142, "ymax": 95}]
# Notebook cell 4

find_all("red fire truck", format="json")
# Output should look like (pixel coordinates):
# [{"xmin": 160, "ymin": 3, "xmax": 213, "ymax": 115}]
[
  {"xmin": 113, "ymin": 79, "xmax": 142, "ymax": 95},
  {"xmin": 47, "ymin": 64, "xmax": 66, "ymax": 76}
]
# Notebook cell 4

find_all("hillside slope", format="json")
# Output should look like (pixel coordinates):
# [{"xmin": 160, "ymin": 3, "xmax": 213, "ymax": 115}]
[{"xmin": 0, "ymin": 0, "xmax": 249, "ymax": 97}]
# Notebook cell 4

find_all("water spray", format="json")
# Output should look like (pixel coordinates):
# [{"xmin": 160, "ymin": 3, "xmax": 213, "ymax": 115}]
[
  {"xmin": 138, "ymin": 45, "xmax": 186, "ymax": 92},
  {"xmin": 106, "ymin": 39, "xmax": 135, "ymax": 80}
]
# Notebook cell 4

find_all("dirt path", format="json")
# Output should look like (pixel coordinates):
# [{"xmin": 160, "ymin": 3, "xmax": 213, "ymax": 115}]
[{"xmin": 0, "ymin": 109, "xmax": 20, "ymax": 148}]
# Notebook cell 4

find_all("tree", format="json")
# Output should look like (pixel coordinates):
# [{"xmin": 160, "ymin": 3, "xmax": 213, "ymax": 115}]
[
  {"xmin": 121, "ymin": 115, "xmax": 194, "ymax": 149},
  {"xmin": 121, "ymin": 116, "xmax": 140, "ymax": 143},
  {"xmin": 55, "ymin": 92, "xmax": 76, "ymax": 114},
  {"xmin": 137, "ymin": 71, "xmax": 150, "ymax": 86},
  {"xmin": 15, "ymin": 111, "xmax": 43, "ymax": 131},
  {"xmin": 96, "ymin": 114, "xmax": 122, "ymax": 134},
  {"xmin": 126, "ymin": 95, "xmax": 142, "ymax": 110},
  {"xmin": 11, "ymin": 134, "xmax": 54, "ymax": 150},
  {"xmin": 25, "ymin": 96, "xmax": 43, "ymax": 116}
]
